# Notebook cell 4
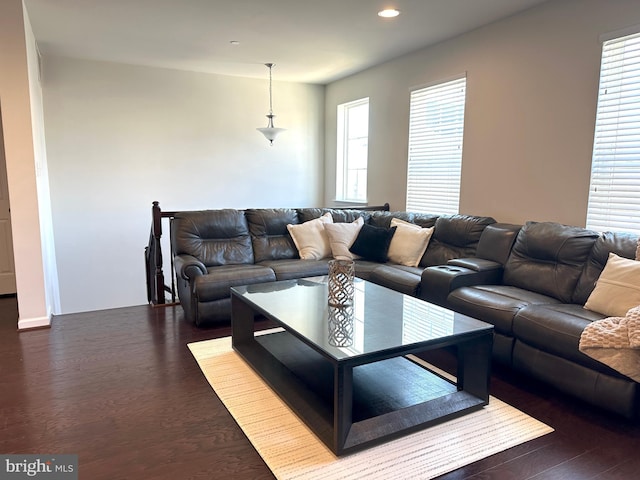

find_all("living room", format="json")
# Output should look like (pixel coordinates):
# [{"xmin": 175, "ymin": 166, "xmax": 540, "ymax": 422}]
[
  {"xmin": 2, "ymin": 0, "xmax": 640, "ymax": 478},
  {"xmin": 1, "ymin": 0, "xmax": 638, "ymax": 328}
]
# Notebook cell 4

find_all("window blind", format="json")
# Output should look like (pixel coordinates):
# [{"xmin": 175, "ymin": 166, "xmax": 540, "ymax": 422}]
[
  {"xmin": 586, "ymin": 31, "xmax": 640, "ymax": 234},
  {"xmin": 406, "ymin": 76, "xmax": 466, "ymax": 214},
  {"xmin": 401, "ymin": 297, "xmax": 454, "ymax": 344}
]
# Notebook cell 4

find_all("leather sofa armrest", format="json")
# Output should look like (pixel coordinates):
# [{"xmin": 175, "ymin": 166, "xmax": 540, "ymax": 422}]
[
  {"xmin": 174, "ymin": 254, "xmax": 207, "ymax": 280},
  {"xmin": 447, "ymin": 257, "xmax": 503, "ymax": 272},
  {"xmin": 420, "ymin": 260, "xmax": 504, "ymax": 307}
]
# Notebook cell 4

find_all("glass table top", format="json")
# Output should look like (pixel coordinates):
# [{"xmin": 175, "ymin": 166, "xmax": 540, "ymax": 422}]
[{"xmin": 231, "ymin": 277, "xmax": 492, "ymax": 361}]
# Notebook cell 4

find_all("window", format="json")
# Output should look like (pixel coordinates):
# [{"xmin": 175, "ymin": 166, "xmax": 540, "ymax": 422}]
[
  {"xmin": 336, "ymin": 98, "xmax": 369, "ymax": 202},
  {"xmin": 406, "ymin": 76, "xmax": 466, "ymax": 214},
  {"xmin": 586, "ymin": 31, "xmax": 640, "ymax": 234}
]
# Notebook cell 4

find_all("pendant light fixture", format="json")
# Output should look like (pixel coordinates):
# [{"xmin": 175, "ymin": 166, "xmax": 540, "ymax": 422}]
[{"xmin": 257, "ymin": 63, "xmax": 285, "ymax": 146}]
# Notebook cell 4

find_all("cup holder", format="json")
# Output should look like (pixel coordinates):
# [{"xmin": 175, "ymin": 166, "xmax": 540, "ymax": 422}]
[{"xmin": 435, "ymin": 265, "xmax": 462, "ymax": 272}]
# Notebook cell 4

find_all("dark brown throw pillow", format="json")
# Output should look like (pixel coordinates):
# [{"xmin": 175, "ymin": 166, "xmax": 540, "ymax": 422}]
[{"xmin": 349, "ymin": 224, "xmax": 397, "ymax": 263}]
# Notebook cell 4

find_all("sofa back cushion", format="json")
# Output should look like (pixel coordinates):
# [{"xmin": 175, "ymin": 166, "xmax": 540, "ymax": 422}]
[
  {"xmin": 368, "ymin": 211, "xmax": 416, "ymax": 228},
  {"xmin": 503, "ymin": 221, "xmax": 599, "ymax": 302},
  {"xmin": 475, "ymin": 223, "xmax": 522, "ymax": 265},
  {"xmin": 572, "ymin": 231, "xmax": 639, "ymax": 305},
  {"xmin": 411, "ymin": 212, "xmax": 440, "ymax": 229},
  {"xmin": 367, "ymin": 211, "xmax": 439, "ymax": 229},
  {"xmin": 297, "ymin": 208, "xmax": 369, "ymax": 224},
  {"xmin": 172, "ymin": 209, "xmax": 253, "ymax": 266},
  {"xmin": 245, "ymin": 209, "xmax": 299, "ymax": 263},
  {"xmin": 420, "ymin": 214, "xmax": 496, "ymax": 267}
]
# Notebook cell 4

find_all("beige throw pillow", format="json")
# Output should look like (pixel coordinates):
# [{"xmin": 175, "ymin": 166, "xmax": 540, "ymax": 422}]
[
  {"xmin": 324, "ymin": 217, "xmax": 364, "ymax": 261},
  {"xmin": 286, "ymin": 213, "xmax": 333, "ymax": 260},
  {"xmin": 387, "ymin": 218, "xmax": 434, "ymax": 267},
  {"xmin": 636, "ymin": 238, "xmax": 640, "ymax": 261},
  {"xmin": 584, "ymin": 252, "xmax": 640, "ymax": 317}
]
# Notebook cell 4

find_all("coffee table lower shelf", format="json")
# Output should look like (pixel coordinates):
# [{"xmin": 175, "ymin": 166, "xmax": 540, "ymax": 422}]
[{"xmin": 233, "ymin": 329, "xmax": 489, "ymax": 456}]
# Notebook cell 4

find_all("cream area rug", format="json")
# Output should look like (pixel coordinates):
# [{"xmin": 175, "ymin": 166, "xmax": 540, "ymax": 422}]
[{"xmin": 188, "ymin": 333, "xmax": 553, "ymax": 480}]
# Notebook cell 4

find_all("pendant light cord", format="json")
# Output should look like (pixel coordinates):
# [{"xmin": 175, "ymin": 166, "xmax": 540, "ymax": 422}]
[{"xmin": 268, "ymin": 64, "xmax": 274, "ymax": 116}]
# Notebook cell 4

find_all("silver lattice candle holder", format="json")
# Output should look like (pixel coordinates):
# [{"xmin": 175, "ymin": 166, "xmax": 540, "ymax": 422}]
[
  {"xmin": 328, "ymin": 305, "xmax": 354, "ymax": 347},
  {"xmin": 327, "ymin": 259, "xmax": 355, "ymax": 307}
]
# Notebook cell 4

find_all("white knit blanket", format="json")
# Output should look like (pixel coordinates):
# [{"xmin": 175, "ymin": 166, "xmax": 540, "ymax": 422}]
[{"xmin": 579, "ymin": 305, "xmax": 640, "ymax": 382}]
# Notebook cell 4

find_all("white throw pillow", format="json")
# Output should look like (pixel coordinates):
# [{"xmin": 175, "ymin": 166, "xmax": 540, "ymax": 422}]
[
  {"xmin": 584, "ymin": 252, "xmax": 640, "ymax": 317},
  {"xmin": 324, "ymin": 217, "xmax": 364, "ymax": 261},
  {"xmin": 387, "ymin": 218, "xmax": 434, "ymax": 267},
  {"xmin": 286, "ymin": 213, "xmax": 333, "ymax": 260}
]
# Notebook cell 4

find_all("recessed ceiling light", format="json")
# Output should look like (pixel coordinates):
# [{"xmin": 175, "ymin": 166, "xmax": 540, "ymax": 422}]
[
  {"xmin": 230, "ymin": 40, "xmax": 240, "ymax": 46},
  {"xmin": 378, "ymin": 9, "xmax": 400, "ymax": 18}
]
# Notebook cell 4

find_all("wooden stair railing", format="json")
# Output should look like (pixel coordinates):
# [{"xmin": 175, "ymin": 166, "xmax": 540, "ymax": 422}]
[
  {"xmin": 145, "ymin": 201, "xmax": 390, "ymax": 306},
  {"xmin": 145, "ymin": 201, "xmax": 179, "ymax": 306}
]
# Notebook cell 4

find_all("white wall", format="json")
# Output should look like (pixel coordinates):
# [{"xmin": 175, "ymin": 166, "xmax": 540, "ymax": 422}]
[
  {"xmin": 24, "ymin": 6, "xmax": 61, "ymax": 320},
  {"xmin": 42, "ymin": 57, "xmax": 324, "ymax": 314},
  {"xmin": 325, "ymin": 0, "xmax": 640, "ymax": 227},
  {"xmin": 0, "ymin": 0, "xmax": 52, "ymax": 329},
  {"xmin": 32, "ymin": 0, "xmax": 640, "ymax": 316}
]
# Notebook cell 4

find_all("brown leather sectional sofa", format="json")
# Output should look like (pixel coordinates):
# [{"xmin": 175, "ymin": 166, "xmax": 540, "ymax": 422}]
[
  {"xmin": 422, "ymin": 221, "xmax": 640, "ymax": 419},
  {"xmin": 171, "ymin": 207, "xmax": 494, "ymax": 325},
  {"xmin": 170, "ymin": 206, "xmax": 639, "ymax": 419}
]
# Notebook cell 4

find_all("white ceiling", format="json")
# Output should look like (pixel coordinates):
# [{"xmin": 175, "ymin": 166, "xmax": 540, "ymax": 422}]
[{"xmin": 23, "ymin": 0, "xmax": 550, "ymax": 84}]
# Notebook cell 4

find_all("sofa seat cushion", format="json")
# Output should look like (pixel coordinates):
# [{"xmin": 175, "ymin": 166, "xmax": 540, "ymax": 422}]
[
  {"xmin": 369, "ymin": 264, "xmax": 423, "ymax": 296},
  {"xmin": 258, "ymin": 259, "xmax": 330, "ymax": 281},
  {"xmin": 353, "ymin": 260, "xmax": 382, "ymax": 280},
  {"xmin": 512, "ymin": 304, "xmax": 621, "ymax": 374},
  {"xmin": 194, "ymin": 265, "xmax": 276, "ymax": 302},
  {"xmin": 447, "ymin": 285, "xmax": 560, "ymax": 335}
]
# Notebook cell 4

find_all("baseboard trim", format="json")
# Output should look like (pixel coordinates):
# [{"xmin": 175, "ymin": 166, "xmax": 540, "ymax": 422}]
[{"xmin": 18, "ymin": 315, "xmax": 51, "ymax": 331}]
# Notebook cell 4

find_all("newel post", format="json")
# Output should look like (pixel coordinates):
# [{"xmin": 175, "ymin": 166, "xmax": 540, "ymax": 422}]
[{"xmin": 151, "ymin": 201, "xmax": 165, "ymax": 305}]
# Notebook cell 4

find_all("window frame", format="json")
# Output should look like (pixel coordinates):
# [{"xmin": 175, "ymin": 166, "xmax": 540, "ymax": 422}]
[{"xmin": 336, "ymin": 97, "xmax": 369, "ymax": 203}]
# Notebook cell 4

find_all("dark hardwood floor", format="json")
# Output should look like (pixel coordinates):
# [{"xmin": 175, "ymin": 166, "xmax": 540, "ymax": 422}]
[{"xmin": 1, "ymin": 297, "xmax": 638, "ymax": 479}]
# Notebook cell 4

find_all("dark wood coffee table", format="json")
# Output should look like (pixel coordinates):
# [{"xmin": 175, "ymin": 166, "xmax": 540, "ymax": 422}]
[{"xmin": 231, "ymin": 277, "xmax": 493, "ymax": 456}]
